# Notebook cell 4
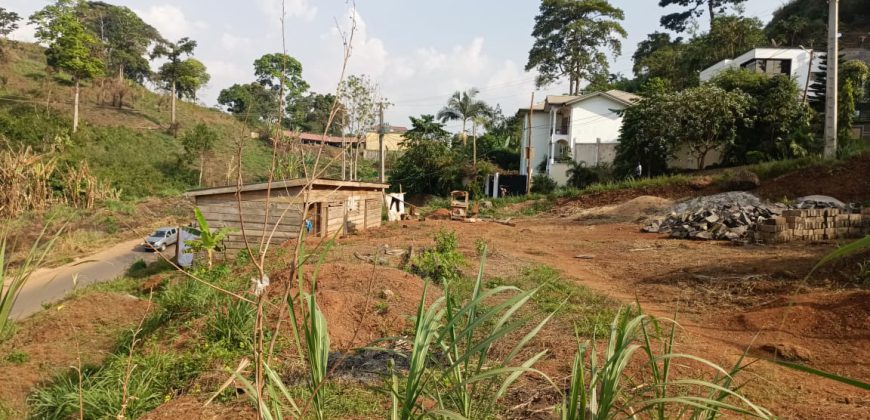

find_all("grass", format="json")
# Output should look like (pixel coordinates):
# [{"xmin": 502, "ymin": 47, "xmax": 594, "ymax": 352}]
[
  {"xmin": 489, "ymin": 265, "xmax": 619, "ymax": 336},
  {"xmin": 5, "ymin": 350, "xmax": 28, "ymax": 364}
]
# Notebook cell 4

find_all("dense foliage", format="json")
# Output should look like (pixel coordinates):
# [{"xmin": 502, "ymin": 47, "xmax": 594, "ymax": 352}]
[
  {"xmin": 526, "ymin": 0, "xmax": 627, "ymax": 94},
  {"xmin": 712, "ymin": 68, "xmax": 816, "ymax": 163}
]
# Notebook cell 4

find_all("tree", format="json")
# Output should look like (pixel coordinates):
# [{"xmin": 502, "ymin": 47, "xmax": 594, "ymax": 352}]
[
  {"xmin": 77, "ymin": 1, "xmax": 163, "ymax": 84},
  {"xmin": 0, "ymin": 7, "xmax": 21, "ymax": 37},
  {"xmin": 526, "ymin": 0, "xmax": 626, "ymax": 95},
  {"xmin": 390, "ymin": 115, "xmax": 460, "ymax": 195},
  {"xmin": 31, "ymin": 0, "xmax": 105, "ymax": 134},
  {"xmin": 436, "ymin": 88, "xmax": 490, "ymax": 146},
  {"xmin": 218, "ymin": 82, "xmax": 279, "ymax": 123},
  {"xmin": 253, "ymin": 53, "xmax": 309, "ymax": 103},
  {"xmin": 613, "ymin": 93, "xmax": 678, "ymax": 178},
  {"xmin": 712, "ymin": 68, "xmax": 815, "ymax": 163},
  {"xmin": 658, "ymin": 0, "xmax": 747, "ymax": 33},
  {"xmin": 839, "ymin": 60, "xmax": 869, "ymax": 141},
  {"xmin": 181, "ymin": 123, "xmax": 218, "ymax": 185},
  {"xmin": 152, "ymin": 37, "xmax": 197, "ymax": 133},
  {"xmin": 671, "ymin": 85, "xmax": 750, "ymax": 169},
  {"xmin": 405, "ymin": 114, "xmax": 450, "ymax": 142},
  {"xmin": 338, "ymin": 74, "xmax": 384, "ymax": 180},
  {"xmin": 171, "ymin": 58, "xmax": 209, "ymax": 101},
  {"xmin": 631, "ymin": 32, "xmax": 697, "ymax": 90},
  {"xmin": 286, "ymin": 92, "xmax": 345, "ymax": 135}
]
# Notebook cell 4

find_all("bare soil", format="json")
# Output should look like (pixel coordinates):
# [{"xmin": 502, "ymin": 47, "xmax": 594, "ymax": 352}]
[
  {"xmin": 327, "ymin": 211, "xmax": 870, "ymax": 418},
  {"xmin": 0, "ymin": 292, "xmax": 152, "ymax": 416}
]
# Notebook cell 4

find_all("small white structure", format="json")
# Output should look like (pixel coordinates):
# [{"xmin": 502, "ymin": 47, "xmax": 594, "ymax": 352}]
[
  {"xmin": 700, "ymin": 48, "xmax": 820, "ymax": 97},
  {"xmin": 518, "ymin": 90, "xmax": 639, "ymax": 185}
]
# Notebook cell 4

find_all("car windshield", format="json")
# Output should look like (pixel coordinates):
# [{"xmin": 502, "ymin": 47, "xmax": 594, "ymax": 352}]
[{"xmin": 151, "ymin": 230, "xmax": 168, "ymax": 237}]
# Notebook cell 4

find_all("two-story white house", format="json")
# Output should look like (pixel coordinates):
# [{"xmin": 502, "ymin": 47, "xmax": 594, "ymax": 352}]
[{"xmin": 518, "ymin": 90, "xmax": 640, "ymax": 185}]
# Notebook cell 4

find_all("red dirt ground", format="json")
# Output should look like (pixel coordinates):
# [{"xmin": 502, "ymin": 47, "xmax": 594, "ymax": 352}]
[
  {"xmin": 331, "ymin": 210, "xmax": 870, "ymax": 419},
  {"xmin": 0, "ymin": 293, "xmax": 152, "ymax": 416}
]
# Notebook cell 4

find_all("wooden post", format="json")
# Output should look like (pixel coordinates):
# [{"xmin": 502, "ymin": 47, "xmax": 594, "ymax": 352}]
[
  {"xmin": 175, "ymin": 225, "xmax": 182, "ymax": 264},
  {"xmin": 378, "ymin": 102, "xmax": 385, "ymax": 183}
]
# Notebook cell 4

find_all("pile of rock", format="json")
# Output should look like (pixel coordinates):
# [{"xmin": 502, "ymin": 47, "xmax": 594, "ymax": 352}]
[{"xmin": 643, "ymin": 192, "xmax": 781, "ymax": 241}]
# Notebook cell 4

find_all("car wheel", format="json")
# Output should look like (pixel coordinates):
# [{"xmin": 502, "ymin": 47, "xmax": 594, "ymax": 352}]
[{"xmin": 159, "ymin": 244, "xmax": 166, "ymax": 252}]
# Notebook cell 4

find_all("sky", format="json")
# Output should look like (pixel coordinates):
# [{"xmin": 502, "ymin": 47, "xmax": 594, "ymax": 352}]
[{"xmin": 6, "ymin": 0, "xmax": 789, "ymax": 132}]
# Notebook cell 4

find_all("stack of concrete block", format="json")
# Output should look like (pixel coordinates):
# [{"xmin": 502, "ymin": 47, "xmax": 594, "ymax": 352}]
[{"xmin": 756, "ymin": 207, "xmax": 868, "ymax": 243}]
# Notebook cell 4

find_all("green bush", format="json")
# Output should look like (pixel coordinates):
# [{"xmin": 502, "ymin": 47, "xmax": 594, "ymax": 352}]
[
  {"xmin": 408, "ymin": 229, "xmax": 465, "ymax": 284},
  {"xmin": 530, "ymin": 174, "xmax": 557, "ymax": 194},
  {"xmin": 5, "ymin": 350, "xmax": 28, "ymax": 364},
  {"xmin": 566, "ymin": 161, "xmax": 600, "ymax": 188}
]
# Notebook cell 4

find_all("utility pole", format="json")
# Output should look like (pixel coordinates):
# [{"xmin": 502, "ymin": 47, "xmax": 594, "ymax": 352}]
[
  {"xmin": 378, "ymin": 101, "xmax": 385, "ymax": 183},
  {"xmin": 823, "ymin": 0, "xmax": 839, "ymax": 159},
  {"xmin": 525, "ymin": 92, "xmax": 535, "ymax": 195}
]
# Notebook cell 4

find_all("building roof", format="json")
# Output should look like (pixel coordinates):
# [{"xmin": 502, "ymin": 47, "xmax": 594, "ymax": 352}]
[
  {"xmin": 185, "ymin": 178, "xmax": 389, "ymax": 197},
  {"xmin": 564, "ymin": 89, "xmax": 640, "ymax": 107},
  {"xmin": 517, "ymin": 101, "xmax": 546, "ymax": 113},
  {"xmin": 279, "ymin": 131, "xmax": 361, "ymax": 144},
  {"xmin": 372, "ymin": 124, "xmax": 408, "ymax": 134}
]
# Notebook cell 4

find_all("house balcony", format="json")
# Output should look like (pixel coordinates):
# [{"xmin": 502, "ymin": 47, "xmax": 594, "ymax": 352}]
[{"xmin": 552, "ymin": 129, "xmax": 570, "ymax": 142}]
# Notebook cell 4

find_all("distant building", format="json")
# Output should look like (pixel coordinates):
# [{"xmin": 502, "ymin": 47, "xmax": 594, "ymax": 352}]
[
  {"xmin": 365, "ymin": 125, "xmax": 408, "ymax": 152},
  {"xmin": 700, "ymin": 47, "xmax": 819, "ymax": 97},
  {"xmin": 517, "ymin": 90, "xmax": 639, "ymax": 185}
]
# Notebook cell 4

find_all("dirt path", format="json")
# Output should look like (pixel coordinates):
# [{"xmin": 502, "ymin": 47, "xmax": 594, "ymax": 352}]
[{"xmin": 10, "ymin": 239, "xmax": 174, "ymax": 319}]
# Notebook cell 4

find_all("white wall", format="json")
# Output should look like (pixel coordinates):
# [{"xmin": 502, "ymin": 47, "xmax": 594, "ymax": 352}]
[
  {"xmin": 700, "ymin": 48, "xmax": 819, "ymax": 97},
  {"xmin": 520, "ymin": 111, "xmax": 551, "ymax": 175},
  {"xmin": 569, "ymin": 96, "xmax": 627, "ymax": 145}
]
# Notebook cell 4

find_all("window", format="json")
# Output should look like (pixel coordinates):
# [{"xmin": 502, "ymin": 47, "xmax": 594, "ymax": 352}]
[{"xmin": 741, "ymin": 58, "xmax": 792, "ymax": 76}]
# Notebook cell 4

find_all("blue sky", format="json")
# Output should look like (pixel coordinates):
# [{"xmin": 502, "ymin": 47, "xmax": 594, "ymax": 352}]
[{"xmin": 7, "ymin": 0, "xmax": 789, "ymax": 132}]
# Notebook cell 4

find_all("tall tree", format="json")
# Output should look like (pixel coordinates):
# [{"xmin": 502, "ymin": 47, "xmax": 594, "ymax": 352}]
[
  {"xmin": 77, "ymin": 2, "xmax": 163, "ymax": 83},
  {"xmin": 152, "ymin": 37, "xmax": 197, "ymax": 133},
  {"xmin": 658, "ymin": 0, "xmax": 747, "ymax": 33},
  {"xmin": 286, "ymin": 92, "xmax": 344, "ymax": 135},
  {"xmin": 30, "ymin": 0, "xmax": 105, "ymax": 133},
  {"xmin": 526, "ymin": 0, "xmax": 626, "ymax": 95},
  {"xmin": 253, "ymin": 53, "xmax": 309, "ymax": 99},
  {"xmin": 0, "ymin": 7, "xmax": 20, "ymax": 38},
  {"xmin": 436, "ymin": 88, "xmax": 490, "ymax": 145},
  {"xmin": 405, "ymin": 114, "xmax": 451, "ymax": 142},
  {"xmin": 338, "ymin": 74, "xmax": 384, "ymax": 180},
  {"xmin": 171, "ymin": 58, "xmax": 209, "ymax": 102},
  {"xmin": 218, "ymin": 82, "xmax": 279, "ymax": 123}
]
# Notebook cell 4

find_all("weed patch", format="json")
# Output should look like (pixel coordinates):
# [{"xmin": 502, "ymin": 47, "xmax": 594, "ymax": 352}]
[
  {"xmin": 407, "ymin": 229, "xmax": 465, "ymax": 284},
  {"xmin": 490, "ymin": 265, "xmax": 619, "ymax": 336}
]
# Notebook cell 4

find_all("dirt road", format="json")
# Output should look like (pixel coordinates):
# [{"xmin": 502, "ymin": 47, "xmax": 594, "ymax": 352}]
[{"xmin": 10, "ymin": 238, "xmax": 174, "ymax": 319}]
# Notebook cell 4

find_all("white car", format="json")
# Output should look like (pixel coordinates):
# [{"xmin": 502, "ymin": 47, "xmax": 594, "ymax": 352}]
[{"xmin": 144, "ymin": 227, "xmax": 178, "ymax": 252}]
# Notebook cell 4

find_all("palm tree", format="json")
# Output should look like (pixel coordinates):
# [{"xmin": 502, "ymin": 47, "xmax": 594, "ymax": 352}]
[{"xmin": 436, "ymin": 88, "xmax": 490, "ymax": 146}]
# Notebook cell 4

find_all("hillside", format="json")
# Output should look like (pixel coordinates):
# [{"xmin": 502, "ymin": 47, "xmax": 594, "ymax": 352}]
[{"xmin": 0, "ymin": 41, "xmax": 275, "ymax": 198}]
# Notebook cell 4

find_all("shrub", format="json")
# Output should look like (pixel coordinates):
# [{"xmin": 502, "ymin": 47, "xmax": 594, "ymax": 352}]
[
  {"xmin": 566, "ymin": 161, "xmax": 600, "ymax": 188},
  {"xmin": 531, "ymin": 174, "xmax": 557, "ymax": 194},
  {"xmin": 408, "ymin": 229, "xmax": 465, "ymax": 284}
]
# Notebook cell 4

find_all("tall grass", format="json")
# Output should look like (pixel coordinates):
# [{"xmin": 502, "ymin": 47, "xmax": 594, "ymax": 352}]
[
  {"xmin": 392, "ymin": 245, "xmax": 555, "ymax": 419},
  {"xmin": 560, "ymin": 309, "xmax": 772, "ymax": 419}
]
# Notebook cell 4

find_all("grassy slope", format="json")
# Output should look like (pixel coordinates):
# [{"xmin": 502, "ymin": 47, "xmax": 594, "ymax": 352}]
[{"xmin": 0, "ymin": 41, "xmax": 274, "ymax": 198}]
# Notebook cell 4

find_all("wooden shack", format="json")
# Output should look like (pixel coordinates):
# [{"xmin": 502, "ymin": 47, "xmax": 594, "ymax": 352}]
[{"xmin": 185, "ymin": 179, "xmax": 388, "ymax": 251}]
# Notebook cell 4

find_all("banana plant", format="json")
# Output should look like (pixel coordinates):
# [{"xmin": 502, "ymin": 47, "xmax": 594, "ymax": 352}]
[{"xmin": 185, "ymin": 207, "xmax": 234, "ymax": 269}]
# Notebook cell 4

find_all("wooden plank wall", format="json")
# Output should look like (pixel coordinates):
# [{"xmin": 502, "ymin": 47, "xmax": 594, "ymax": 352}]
[{"xmin": 195, "ymin": 186, "xmax": 384, "ymax": 251}]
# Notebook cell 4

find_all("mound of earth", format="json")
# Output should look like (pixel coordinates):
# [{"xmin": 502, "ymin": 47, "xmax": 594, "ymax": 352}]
[
  {"xmin": 275, "ymin": 263, "xmax": 434, "ymax": 349},
  {"xmin": 573, "ymin": 195, "xmax": 673, "ymax": 223},
  {"xmin": 756, "ymin": 153, "xmax": 870, "ymax": 202}
]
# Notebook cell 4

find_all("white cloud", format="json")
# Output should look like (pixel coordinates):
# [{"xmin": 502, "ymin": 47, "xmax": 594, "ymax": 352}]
[
  {"xmin": 200, "ymin": 59, "xmax": 250, "ymax": 104},
  {"xmin": 135, "ymin": 5, "xmax": 208, "ymax": 40},
  {"xmin": 221, "ymin": 33, "xmax": 251, "ymax": 50},
  {"xmin": 257, "ymin": 0, "xmax": 317, "ymax": 22},
  {"xmin": 9, "ymin": 22, "xmax": 36, "ymax": 43}
]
